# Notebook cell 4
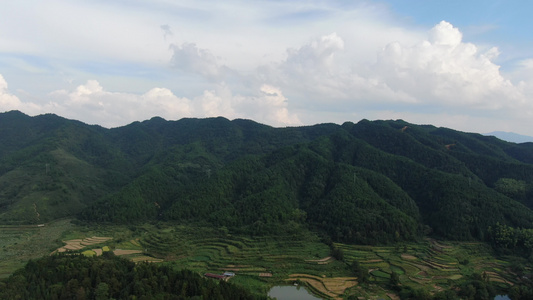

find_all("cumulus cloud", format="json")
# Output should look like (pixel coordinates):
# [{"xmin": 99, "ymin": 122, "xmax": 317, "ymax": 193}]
[
  {"xmin": 256, "ymin": 84, "xmax": 301, "ymax": 125},
  {"xmin": 193, "ymin": 84, "xmax": 300, "ymax": 126},
  {"xmin": 1, "ymin": 76, "xmax": 300, "ymax": 128},
  {"xmin": 284, "ymin": 32, "xmax": 344, "ymax": 74},
  {"xmin": 256, "ymin": 32, "xmax": 354, "ymax": 103},
  {"xmin": 213, "ymin": 20, "xmax": 531, "ymax": 134},
  {"xmin": 169, "ymin": 43, "xmax": 229, "ymax": 80},
  {"xmin": 258, "ymin": 31, "xmax": 418, "ymax": 106},
  {"xmin": 195, "ymin": 87, "xmax": 236, "ymax": 118},
  {"xmin": 511, "ymin": 59, "xmax": 533, "ymax": 96},
  {"xmin": 0, "ymin": 74, "xmax": 22, "ymax": 110},
  {"xmin": 47, "ymin": 80, "xmax": 193, "ymax": 127},
  {"xmin": 374, "ymin": 21, "xmax": 521, "ymax": 110},
  {"xmin": 252, "ymin": 21, "xmax": 531, "ymax": 125},
  {"xmin": 0, "ymin": 74, "xmax": 42, "ymax": 114},
  {"xmin": 428, "ymin": 21, "xmax": 462, "ymax": 46},
  {"xmin": 164, "ymin": 21, "xmax": 532, "ymax": 132},
  {"xmin": 357, "ymin": 21, "xmax": 533, "ymax": 134}
]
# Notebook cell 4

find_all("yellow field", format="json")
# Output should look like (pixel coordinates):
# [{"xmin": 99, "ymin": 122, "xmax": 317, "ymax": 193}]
[
  {"xmin": 52, "ymin": 236, "xmax": 112, "ymax": 254},
  {"xmin": 288, "ymin": 273, "xmax": 358, "ymax": 300},
  {"xmin": 113, "ymin": 249, "xmax": 143, "ymax": 256}
]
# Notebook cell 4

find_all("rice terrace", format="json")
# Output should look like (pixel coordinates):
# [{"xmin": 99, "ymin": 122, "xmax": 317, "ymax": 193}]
[{"xmin": 1, "ymin": 219, "xmax": 522, "ymax": 299}]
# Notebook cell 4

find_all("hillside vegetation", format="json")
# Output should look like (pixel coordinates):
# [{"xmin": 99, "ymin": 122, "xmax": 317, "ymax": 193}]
[{"xmin": 2, "ymin": 111, "xmax": 533, "ymax": 246}]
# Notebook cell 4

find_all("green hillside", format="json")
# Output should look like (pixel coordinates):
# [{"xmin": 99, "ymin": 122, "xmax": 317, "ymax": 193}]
[{"xmin": 2, "ymin": 110, "xmax": 533, "ymax": 246}]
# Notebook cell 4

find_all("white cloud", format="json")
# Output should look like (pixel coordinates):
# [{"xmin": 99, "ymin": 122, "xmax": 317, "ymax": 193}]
[
  {"xmin": 158, "ymin": 20, "xmax": 532, "ymax": 134},
  {"xmin": 169, "ymin": 43, "xmax": 228, "ymax": 80},
  {"xmin": 255, "ymin": 21, "xmax": 529, "ymax": 113},
  {"xmin": 259, "ymin": 84, "xmax": 301, "ymax": 125},
  {"xmin": 193, "ymin": 84, "xmax": 300, "ymax": 126},
  {"xmin": 195, "ymin": 87, "xmax": 236, "ymax": 118},
  {"xmin": 284, "ymin": 32, "xmax": 345, "ymax": 73},
  {"xmin": 512, "ymin": 59, "xmax": 533, "ymax": 95},
  {"xmin": 0, "ymin": 75, "xmax": 22, "ymax": 110},
  {"xmin": 373, "ymin": 21, "xmax": 524, "ymax": 112},
  {"xmin": 233, "ymin": 20, "xmax": 532, "ymax": 135},
  {"xmin": 1, "ymin": 76, "xmax": 300, "ymax": 128},
  {"xmin": 46, "ymin": 80, "xmax": 193, "ymax": 127},
  {"xmin": 0, "ymin": 74, "xmax": 41, "ymax": 114},
  {"xmin": 428, "ymin": 21, "xmax": 462, "ymax": 46}
]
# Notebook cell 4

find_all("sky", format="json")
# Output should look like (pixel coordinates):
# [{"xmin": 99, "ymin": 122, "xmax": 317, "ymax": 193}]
[{"xmin": 1, "ymin": 0, "xmax": 533, "ymax": 136}]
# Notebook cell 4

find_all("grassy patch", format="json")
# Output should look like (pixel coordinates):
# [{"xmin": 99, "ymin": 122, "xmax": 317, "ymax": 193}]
[{"xmin": 82, "ymin": 250, "xmax": 96, "ymax": 257}]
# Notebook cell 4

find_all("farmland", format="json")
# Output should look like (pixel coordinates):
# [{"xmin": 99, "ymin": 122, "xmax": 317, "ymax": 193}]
[{"xmin": 0, "ymin": 219, "xmax": 521, "ymax": 299}]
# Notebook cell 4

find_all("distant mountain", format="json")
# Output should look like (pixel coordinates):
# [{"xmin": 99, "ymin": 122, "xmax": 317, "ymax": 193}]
[
  {"xmin": 484, "ymin": 131, "xmax": 533, "ymax": 143},
  {"xmin": 2, "ymin": 110, "xmax": 533, "ymax": 245}
]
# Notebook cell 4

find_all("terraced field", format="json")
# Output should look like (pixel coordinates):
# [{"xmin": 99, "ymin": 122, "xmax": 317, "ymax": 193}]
[
  {"xmin": 126, "ymin": 226, "xmax": 517, "ymax": 299},
  {"xmin": 338, "ymin": 238, "xmax": 514, "ymax": 295},
  {"xmin": 132, "ymin": 225, "xmax": 361, "ymax": 297},
  {"xmin": 1, "ymin": 221, "xmax": 520, "ymax": 299},
  {"xmin": 53, "ymin": 236, "xmax": 112, "ymax": 253}
]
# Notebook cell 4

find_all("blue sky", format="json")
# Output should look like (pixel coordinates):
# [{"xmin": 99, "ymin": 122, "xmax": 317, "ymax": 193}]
[{"xmin": 1, "ymin": 0, "xmax": 532, "ymax": 136}]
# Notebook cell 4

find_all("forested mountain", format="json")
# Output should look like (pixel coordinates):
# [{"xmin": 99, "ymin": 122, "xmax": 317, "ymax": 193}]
[{"xmin": 1, "ymin": 110, "xmax": 533, "ymax": 244}]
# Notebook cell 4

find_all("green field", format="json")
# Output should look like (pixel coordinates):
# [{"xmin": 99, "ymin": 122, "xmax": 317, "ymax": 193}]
[
  {"xmin": 0, "ymin": 220, "xmax": 520, "ymax": 299},
  {"xmin": 0, "ymin": 219, "xmax": 74, "ymax": 278}
]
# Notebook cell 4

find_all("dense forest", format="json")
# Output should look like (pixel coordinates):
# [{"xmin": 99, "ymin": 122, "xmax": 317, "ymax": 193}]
[
  {"xmin": 1, "ymin": 110, "xmax": 533, "ymax": 245},
  {"xmin": 0, "ymin": 252, "xmax": 265, "ymax": 300}
]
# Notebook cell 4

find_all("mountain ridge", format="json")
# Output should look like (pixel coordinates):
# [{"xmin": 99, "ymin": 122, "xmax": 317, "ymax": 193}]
[{"xmin": 484, "ymin": 131, "xmax": 533, "ymax": 143}]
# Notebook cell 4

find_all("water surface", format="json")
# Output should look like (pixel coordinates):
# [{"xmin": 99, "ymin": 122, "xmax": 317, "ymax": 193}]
[{"xmin": 268, "ymin": 285, "xmax": 322, "ymax": 300}]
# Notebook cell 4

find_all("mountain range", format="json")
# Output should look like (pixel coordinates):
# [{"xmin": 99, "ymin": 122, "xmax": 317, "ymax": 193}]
[
  {"xmin": 484, "ymin": 131, "xmax": 533, "ymax": 143},
  {"xmin": 1, "ymin": 110, "xmax": 533, "ymax": 244}
]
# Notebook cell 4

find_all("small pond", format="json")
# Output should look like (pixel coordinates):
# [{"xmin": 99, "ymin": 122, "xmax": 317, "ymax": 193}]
[
  {"xmin": 494, "ymin": 295, "xmax": 510, "ymax": 300},
  {"xmin": 268, "ymin": 285, "xmax": 322, "ymax": 300}
]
